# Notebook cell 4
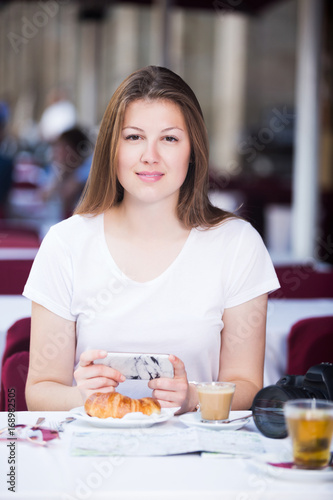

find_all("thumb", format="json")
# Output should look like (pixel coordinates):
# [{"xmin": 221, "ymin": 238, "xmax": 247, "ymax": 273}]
[{"xmin": 169, "ymin": 354, "xmax": 186, "ymax": 379}]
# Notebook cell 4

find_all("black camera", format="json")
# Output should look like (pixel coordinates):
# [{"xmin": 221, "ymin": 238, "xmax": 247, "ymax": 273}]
[{"xmin": 252, "ymin": 363, "xmax": 333, "ymax": 439}]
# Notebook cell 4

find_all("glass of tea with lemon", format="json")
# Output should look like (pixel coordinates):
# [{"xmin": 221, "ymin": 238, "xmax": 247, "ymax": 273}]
[{"xmin": 284, "ymin": 399, "xmax": 333, "ymax": 469}]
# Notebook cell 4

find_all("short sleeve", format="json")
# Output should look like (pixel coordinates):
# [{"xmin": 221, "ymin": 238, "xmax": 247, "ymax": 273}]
[
  {"xmin": 22, "ymin": 226, "xmax": 76, "ymax": 321},
  {"xmin": 224, "ymin": 222, "xmax": 280, "ymax": 308}
]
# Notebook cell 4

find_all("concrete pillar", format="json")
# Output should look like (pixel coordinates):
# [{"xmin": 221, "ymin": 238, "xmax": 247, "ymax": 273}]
[
  {"xmin": 291, "ymin": 0, "xmax": 323, "ymax": 260},
  {"xmin": 150, "ymin": 3, "xmax": 164, "ymax": 66},
  {"xmin": 181, "ymin": 11, "xmax": 215, "ymax": 133},
  {"xmin": 170, "ymin": 8, "xmax": 185, "ymax": 76},
  {"xmin": 211, "ymin": 12, "xmax": 248, "ymax": 174},
  {"xmin": 58, "ymin": 4, "xmax": 78, "ymax": 101},
  {"xmin": 112, "ymin": 5, "xmax": 139, "ymax": 87},
  {"xmin": 77, "ymin": 22, "xmax": 99, "ymax": 127}
]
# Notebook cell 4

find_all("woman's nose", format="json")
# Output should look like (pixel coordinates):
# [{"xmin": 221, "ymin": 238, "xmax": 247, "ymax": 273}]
[{"xmin": 140, "ymin": 141, "xmax": 160, "ymax": 164}]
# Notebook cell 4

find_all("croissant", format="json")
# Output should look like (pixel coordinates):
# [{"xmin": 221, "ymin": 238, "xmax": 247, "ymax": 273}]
[{"xmin": 84, "ymin": 391, "xmax": 161, "ymax": 419}]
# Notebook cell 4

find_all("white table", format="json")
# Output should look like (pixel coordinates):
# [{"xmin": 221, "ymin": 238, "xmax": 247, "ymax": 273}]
[
  {"xmin": 0, "ymin": 410, "xmax": 332, "ymax": 499},
  {"xmin": 0, "ymin": 296, "xmax": 31, "ymax": 336},
  {"xmin": 264, "ymin": 299, "xmax": 333, "ymax": 386},
  {"xmin": 0, "ymin": 249, "xmax": 38, "ymax": 260}
]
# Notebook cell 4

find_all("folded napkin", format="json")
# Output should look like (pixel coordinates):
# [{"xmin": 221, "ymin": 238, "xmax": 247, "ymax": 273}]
[{"xmin": 0, "ymin": 424, "xmax": 59, "ymax": 445}]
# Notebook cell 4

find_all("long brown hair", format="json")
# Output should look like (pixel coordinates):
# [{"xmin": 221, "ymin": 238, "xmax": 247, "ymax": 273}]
[{"xmin": 75, "ymin": 66, "xmax": 235, "ymax": 228}]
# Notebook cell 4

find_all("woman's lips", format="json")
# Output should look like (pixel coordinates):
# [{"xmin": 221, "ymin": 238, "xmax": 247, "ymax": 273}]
[{"xmin": 136, "ymin": 171, "xmax": 164, "ymax": 182}]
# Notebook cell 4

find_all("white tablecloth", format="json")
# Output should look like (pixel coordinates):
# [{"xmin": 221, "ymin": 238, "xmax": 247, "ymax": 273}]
[{"xmin": 0, "ymin": 410, "xmax": 332, "ymax": 499}]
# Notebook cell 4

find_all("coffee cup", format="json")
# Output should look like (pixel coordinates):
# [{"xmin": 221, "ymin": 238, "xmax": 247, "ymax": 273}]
[
  {"xmin": 196, "ymin": 382, "xmax": 235, "ymax": 423},
  {"xmin": 284, "ymin": 399, "xmax": 333, "ymax": 469}
]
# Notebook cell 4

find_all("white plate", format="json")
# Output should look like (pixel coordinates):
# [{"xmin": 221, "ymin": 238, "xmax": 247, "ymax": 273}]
[
  {"xmin": 70, "ymin": 406, "xmax": 179, "ymax": 428},
  {"xmin": 178, "ymin": 410, "xmax": 252, "ymax": 431},
  {"xmin": 251, "ymin": 453, "xmax": 333, "ymax": 482}
]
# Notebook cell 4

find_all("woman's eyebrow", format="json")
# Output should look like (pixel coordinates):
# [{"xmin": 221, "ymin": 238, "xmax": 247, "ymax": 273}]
[
  {"xmin": 122, "ymin": 126, "xmax": 144, "ymax": 132},
  {"xmin": 162, "ymin": 126, "xmax": 184, "ymax": 133},
  {"xmin": 122, "ymin": 126, "xmax": 184, "ymax": 132}
]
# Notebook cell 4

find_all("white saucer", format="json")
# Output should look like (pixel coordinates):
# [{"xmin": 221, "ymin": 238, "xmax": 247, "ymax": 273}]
[
  {"xmin": 178, "ymin": 410, "xmax": 252, "ymax": 431},
  {"xmin": 70, "ymin": 406, "xmax": 178, "ymax": 429},
  {"xmin": 251, "ymin": 453, "xmax": 333, "ymax": 482}
]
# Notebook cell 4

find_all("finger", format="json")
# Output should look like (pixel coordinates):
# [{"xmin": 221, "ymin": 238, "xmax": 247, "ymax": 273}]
[
  {"xmin": 152, "ymin": 388, "xmax": 183, "ymax": 408},
  {"xmin": 148, "ymin": 377, "xmax": 175, "ymax": 391},
  {"xmin": 152, "ymin": 388, "xmax": 175, "ymax": 403},
  {"xmin": 158, "ymin": 400, "xmax": 181, "ymax": 409},
  {"xmin": 169, "ymin": 354, "xmax": 187, "ymax": 379},
  {"xmin": 87, "ymin": 386, "xmax": 117, "ymax": 397},
  {"xmin": 79, "ymin": 349, "xmax": 108, "ymax": 367},
  {"xmin": 149, "ymin": 376, "xmax": 188, "ymax": 393},
  {"xmin": 77, "ymin": 363, "xmax": 126, "ymax": 383},
  {"xmin": 79, "ymin": 377, "xmax": 119, "ymax": 391}
]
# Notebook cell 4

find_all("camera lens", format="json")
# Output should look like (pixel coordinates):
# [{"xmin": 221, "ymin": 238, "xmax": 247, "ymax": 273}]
[
  {"xmin": 252, "ymin": 385, "xmax": 297, "ymax": 439},
  {"xmin": 252, "ymin": 364, "xmax": 333, "ymax": 438}
]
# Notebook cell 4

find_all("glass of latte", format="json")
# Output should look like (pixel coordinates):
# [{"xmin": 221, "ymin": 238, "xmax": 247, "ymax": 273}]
[
  {"xmin": 284, "ymin": 399, "xmax": 333, "ymax": 469},
  {"xmin": 196, "ymin": 382, "xmax": 235, "ymax": 423}
]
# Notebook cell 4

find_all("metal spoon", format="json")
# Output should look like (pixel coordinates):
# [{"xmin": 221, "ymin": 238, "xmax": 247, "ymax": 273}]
[
  {"xmin": 201, "ymin": 413, "xmax": 252, "ymax": 424},
  {"xmin": 329, "ymin": 452, "xmax": 333, "ymax": 467}
]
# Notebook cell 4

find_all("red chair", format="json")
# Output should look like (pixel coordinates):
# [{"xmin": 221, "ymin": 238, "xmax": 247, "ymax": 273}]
[
  {"xmin": 0, "ymin": 223, "xmax": 40, "ymax": 295},
  {"xmin": 0, "ymin": 259, "xmax": 33, "ymax": 295},
  {"xmin": 0, "ymin": 317, "xmax": 30, "ymax": 411},
  {"xmin": 0, "ymin": 222, "xmax": 41, "ymax": 248},
  {"xmin": 286, "ymin": 316, "xmax": 333, "ymax": 375},
  {"xmin": 270, "ymin": 265, "xmax": 333, "ymax": 299},
  {"xmin": 0, "ymin": 259, "xmax": 35, "ymax": 295}
]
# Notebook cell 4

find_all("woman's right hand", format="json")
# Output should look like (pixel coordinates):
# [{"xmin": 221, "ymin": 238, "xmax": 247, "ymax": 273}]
[{"xmin": 74, "ymin": 349, "xmax": 126, "ymax": 403}]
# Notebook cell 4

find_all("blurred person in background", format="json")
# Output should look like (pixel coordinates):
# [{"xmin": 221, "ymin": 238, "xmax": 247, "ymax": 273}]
[
  {"xmin": 40, "ymin": 126, "xmax": 94, "ymax": 220},
  {"xmin": 0, "ymin": 101, "xmax": 16, "ymax": 217},
  {"xmin": 39, "ymin": 88, "xmax": 77, "ymax": 144}
]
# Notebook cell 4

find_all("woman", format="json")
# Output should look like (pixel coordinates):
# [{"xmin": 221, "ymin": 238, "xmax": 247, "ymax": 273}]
[{"xmin": 24, "ymin": 66, "xmax": 279, "ymax": 413}]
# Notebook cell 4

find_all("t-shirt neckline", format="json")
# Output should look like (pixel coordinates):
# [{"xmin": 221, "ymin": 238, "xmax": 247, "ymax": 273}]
[{"xmin": 98, "ymin": 212, "xmax": 196, "ymax": 286}]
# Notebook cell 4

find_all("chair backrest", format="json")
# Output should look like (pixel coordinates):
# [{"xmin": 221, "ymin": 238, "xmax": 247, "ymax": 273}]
[
  {"xmin": 286, "ymin": 316, "xmax": 333, "ymax": 375},
  {"xmin": 0, "ymin": 223, "xmax": 39, "ymax": 295},
  {"xmin": 0, "ymin": 259, "xmax": 34, "ymax": 295},
  {"xmin": 0, "ymin": 317, "xmax": 31, "ymax": 411},
  {"xmin": 270, "ymin": 265, "xmax": 333, "ymax": 299}
]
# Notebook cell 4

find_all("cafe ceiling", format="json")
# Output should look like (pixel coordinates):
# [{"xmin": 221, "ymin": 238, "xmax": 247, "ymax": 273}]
[
  {"xmin": 130, "ymin": 0, "xmax": 286, "ymax": 14},
  {"xmin": 0, "ymin": 0, "xmax": 288, "ymax": 15}
]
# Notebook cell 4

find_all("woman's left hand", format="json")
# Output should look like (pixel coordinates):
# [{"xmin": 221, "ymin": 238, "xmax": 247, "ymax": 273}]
[{"xmin": 148, "ymin": 354, "xmax": 197, "ymax": 414}]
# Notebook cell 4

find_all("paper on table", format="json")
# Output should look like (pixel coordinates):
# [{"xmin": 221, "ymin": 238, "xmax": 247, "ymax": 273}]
[{"xmin": 70, "ymin": 426, "xmax": 264, "ymax": 457}]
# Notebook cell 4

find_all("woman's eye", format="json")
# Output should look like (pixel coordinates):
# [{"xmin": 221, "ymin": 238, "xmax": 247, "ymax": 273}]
[
  {"xmin": 164, "ymin": 136, "xmax": 178, "ymax": 142},
  {"xmin": 125, "ymin": 134, "xmax": 141, "ymax": 141}
]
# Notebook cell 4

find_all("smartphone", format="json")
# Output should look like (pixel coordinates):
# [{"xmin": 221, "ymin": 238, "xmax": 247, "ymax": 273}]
[{"xmin": 94, "ymin": 352, "xmax": 174, "ymax": 380}]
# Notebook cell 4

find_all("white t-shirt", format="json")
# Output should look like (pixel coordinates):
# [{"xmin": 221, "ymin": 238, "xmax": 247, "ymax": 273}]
[{"xmin": 23, "ymin": 214, "xmax": 280, "ymax": 398}]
